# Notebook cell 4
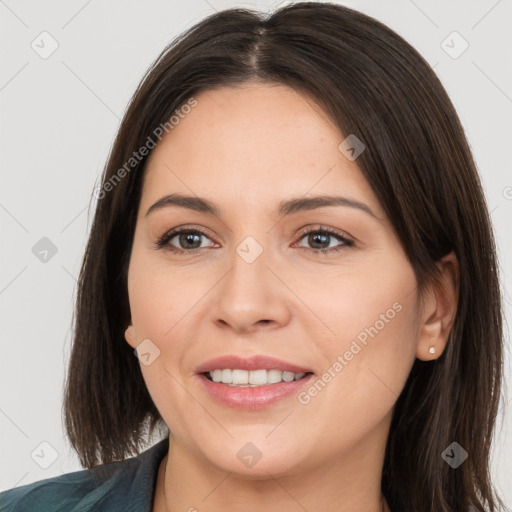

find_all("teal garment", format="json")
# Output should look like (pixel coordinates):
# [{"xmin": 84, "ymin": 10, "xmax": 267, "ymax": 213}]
[{"xmin": 0, "ymin": 438, "xmax": 169, "ymax": 512}]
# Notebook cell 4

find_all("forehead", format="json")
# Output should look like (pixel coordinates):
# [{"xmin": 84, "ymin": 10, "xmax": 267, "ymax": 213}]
[{"xmin": 141, "ymin": 83, "xmax": 381, "ymax": 217}]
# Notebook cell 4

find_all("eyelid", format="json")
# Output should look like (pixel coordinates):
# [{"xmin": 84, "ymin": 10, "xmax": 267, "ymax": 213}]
[{"xmin": 294, "ymin": 224, "xmax": 353, "ymax": 242}]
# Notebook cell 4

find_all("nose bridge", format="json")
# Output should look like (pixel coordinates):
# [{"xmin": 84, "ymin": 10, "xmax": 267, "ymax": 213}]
[
  {"xmin": 225, "ymin": 232, "xmax": 271, "ymax": 304},
  {"xmin": 210, "ymin": 230, "xmax": 290, "ymax": 330}
]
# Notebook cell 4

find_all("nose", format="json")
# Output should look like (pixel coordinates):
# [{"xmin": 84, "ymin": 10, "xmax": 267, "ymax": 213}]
[{"xmin": 210, "ymin": 241, "xmax": 291, "ymax": 334}]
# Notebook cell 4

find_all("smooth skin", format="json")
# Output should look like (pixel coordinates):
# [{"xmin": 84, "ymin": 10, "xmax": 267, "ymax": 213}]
[{"xmin": 124, "ymin": 82, "xmax": 458, "ymax": 512}]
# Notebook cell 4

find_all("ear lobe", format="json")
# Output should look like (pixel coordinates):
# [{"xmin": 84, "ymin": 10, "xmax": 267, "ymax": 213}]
[
  {"xmin": 416, "ymin": 251, "xmax": 459, "ymax": 361},
  {"xmin": 124, "ymin": 323, "xmax": 137, "ymax": 349}
]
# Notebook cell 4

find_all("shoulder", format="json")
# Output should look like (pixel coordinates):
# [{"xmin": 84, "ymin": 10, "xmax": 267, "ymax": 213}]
[{"xmin": 0, "ymin": 438, "xmax": 168, "ymax": 512}]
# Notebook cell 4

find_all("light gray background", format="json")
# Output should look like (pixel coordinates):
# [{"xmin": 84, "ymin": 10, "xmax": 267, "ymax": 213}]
[{"xmin": 1, "ymin": 0, "xmax": 511, "ymax": 506}]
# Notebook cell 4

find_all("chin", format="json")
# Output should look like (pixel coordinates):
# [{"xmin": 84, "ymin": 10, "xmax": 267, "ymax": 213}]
[{"xmin": 200, "ymin": 440, "xmax": 309, "ymax": 479}]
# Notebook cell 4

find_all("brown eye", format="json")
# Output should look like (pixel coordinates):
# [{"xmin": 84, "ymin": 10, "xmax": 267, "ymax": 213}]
[
  {"xmin": 172, "ymin": 231, "xmax": 204, "ymax": 250},
  {"xmin": 294, "ymin": 227, "xmax": 354, "ymax": 255},
  {"xmin": 156, "ymin": 228, "xmax": 214, "ymax": 252}
]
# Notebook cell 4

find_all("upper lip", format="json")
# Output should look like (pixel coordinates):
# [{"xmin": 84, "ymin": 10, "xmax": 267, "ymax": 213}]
[{"xmin": 196, "ymin": 355, "xmax": 313, "ymax": 374}]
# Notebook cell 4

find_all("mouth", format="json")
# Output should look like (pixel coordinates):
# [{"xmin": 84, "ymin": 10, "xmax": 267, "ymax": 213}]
[{"xmin": 195, "ymin": 355, "xmax": 315, "ymax": 409}]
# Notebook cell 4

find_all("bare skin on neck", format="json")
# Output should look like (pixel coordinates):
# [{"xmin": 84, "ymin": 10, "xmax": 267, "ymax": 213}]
[{"xmin": 151, "ymin": 430, "xmax": 393, "ymax": 512}]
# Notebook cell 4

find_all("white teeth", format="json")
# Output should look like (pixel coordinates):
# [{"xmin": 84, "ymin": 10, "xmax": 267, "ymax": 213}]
[
  {"xmin": 249, "ymin": 369, "xmax": 267, "ymax": 386},
  {"xmin": 212, "ymin": 369, "xmax": 223, "ymax": 382},
  {"xmin": 282, "ymin": 371, "xmax": 295, "ymax": 382},
  {"xmin": 207, "ymin": 369, "xmax": 308, "ymax": 386},
  {"xmin": 232, "ymin": 369, "xmax": 249, "ymax": 385},
  {"xmin": 267, "ymin": 369, "xmax": 282, "ymax": 384}
]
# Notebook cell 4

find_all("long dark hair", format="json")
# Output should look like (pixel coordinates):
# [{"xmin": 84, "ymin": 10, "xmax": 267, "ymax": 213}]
[{"xmin": 63, "ymin": 3, "xmax": 507, "ymax": 511}]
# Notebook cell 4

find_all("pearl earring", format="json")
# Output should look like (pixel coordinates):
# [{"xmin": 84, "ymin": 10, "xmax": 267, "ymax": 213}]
[{"xmin": 428, "ymin": 346, "xmax": 436, "ymax": 354}]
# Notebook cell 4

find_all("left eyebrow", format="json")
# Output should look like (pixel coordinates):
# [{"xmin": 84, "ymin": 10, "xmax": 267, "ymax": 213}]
[
  {"xmin": 145, "ymin": 193, "xmax": 378, "ymax": 219},
  {"xmin": 276, "ymin": 195, "xmax": 378, "ymax": 219}
]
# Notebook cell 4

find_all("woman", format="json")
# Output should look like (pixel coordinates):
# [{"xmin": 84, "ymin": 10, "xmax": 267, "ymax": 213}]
[{"xmin": 0, "ymin": 2, "xmax": 507, "ymax": 511}]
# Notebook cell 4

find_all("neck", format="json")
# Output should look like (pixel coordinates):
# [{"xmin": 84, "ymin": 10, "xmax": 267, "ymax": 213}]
[{"xmin": 153, "ymin": 416, "xmax": 392, "ymax": 512}]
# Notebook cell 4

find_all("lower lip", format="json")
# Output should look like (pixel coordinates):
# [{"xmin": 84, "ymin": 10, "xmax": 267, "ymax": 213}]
[{"xmin": 198, "ymin": 373, "xmax": 315, "ymax": 409}]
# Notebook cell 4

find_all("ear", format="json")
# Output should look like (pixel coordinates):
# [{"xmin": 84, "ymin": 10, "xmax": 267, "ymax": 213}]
[
  {"xmin": 124, "ymin": 321, "xmax": 137, "ymax": 349},
  {"xmin": 416, "ymin": 251, "xmax": 459, "ymax": 361}
]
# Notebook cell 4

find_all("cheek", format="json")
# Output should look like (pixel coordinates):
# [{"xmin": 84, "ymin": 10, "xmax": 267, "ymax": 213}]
[
  {"xmin": 127, "ymin": 252, "xmax": 194, "ymax": 436},
  {"xmin": 319, "ymin": 242, "xmax": 419, "ymax": 356},
  {"xmin": 330, "ymin": 274, "xmax": 418, "ymax": 365},
  {"xmin": 126, "ymin": 248, "xmax": 209, "ymax": 416},
  {"xmin": 309, "ymin": 254, "xmax": 419, "ymax": 426},
  {"xmin": 127, "ymin": 247, "xmax": 202, "ymax": 340}
]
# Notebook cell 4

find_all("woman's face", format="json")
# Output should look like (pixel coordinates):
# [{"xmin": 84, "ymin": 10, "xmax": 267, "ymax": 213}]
[{"xmin": 125, "ymin": 82, "xmax": 423, "ymax": 477}]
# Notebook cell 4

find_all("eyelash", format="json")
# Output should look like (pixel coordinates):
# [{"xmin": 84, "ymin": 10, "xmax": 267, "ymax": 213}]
[{"xmin": 155, "ymin": 225, "xmax": 354, "ymax": 256}]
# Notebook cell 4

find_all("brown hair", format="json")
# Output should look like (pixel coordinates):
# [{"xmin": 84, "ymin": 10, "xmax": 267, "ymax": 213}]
[{"xmin": 63, "ymin": 3, "xmax": 507, "ymax": 510}]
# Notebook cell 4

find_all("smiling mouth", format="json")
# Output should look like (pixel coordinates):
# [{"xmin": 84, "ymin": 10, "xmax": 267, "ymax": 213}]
[{"xmin": 202, "ymin": 369, "xmax": 314, "ymax": 387}]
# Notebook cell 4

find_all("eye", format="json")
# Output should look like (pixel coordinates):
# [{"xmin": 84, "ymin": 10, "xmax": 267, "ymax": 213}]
[
  {"xmin": 293, "ymin": 226, "xmax": 354, "ymax": 254},
  {"xmin": 156, "ymin": 226, "xmax": 215, "ymax": 252}
]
